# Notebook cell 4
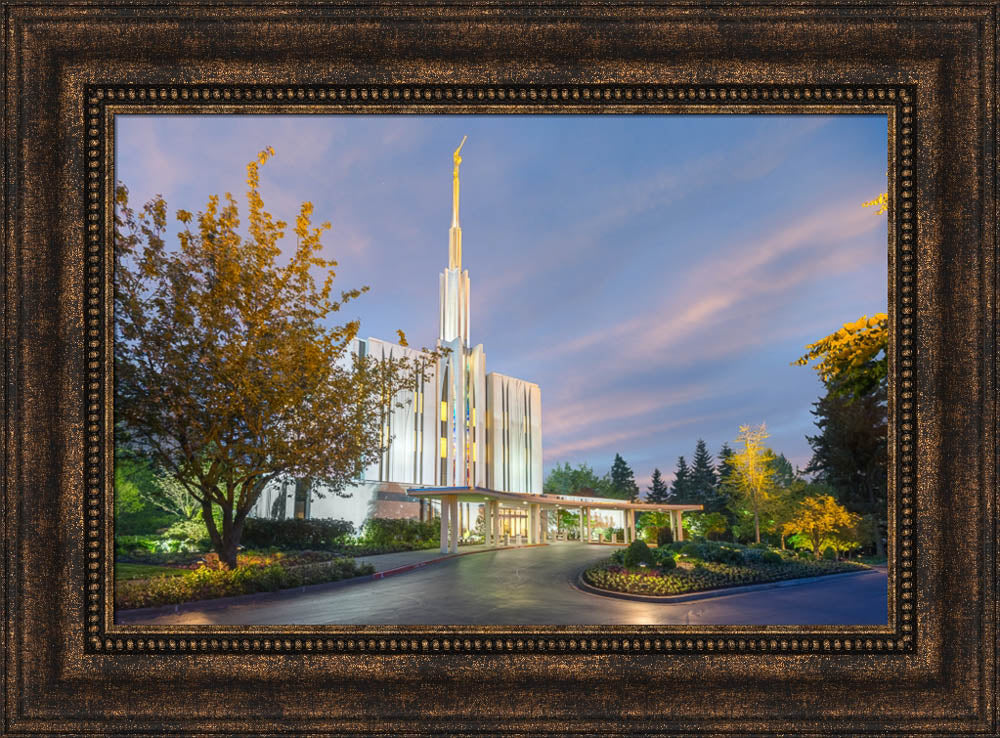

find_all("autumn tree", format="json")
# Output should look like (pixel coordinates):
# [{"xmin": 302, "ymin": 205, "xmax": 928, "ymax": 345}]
[
  {"xmin": 726, "ymin": 423, "xmax": 776, "ymax": 544},
  {"xmin": 114, "ymin": 147, "xmax": 436, "ymax": 569},
  {"xmin": 782, "ymin": 494, "xmax": 861, "ymax": 560},
  {"xmin": 645, "ymin": 467, "xmax": 670, "ymax": 504}
]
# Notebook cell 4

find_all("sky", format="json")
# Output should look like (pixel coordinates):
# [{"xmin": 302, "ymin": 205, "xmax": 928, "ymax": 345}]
[{"xmin": 116, "ymin": 114, "xmax": 888, "ymax": 492}]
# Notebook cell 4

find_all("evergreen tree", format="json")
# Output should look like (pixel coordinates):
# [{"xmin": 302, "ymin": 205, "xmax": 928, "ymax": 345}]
[
  {"xmin": 646, "ymin": 467, "xmax": 670, "ymax": 504},
  {"xmin": 714, "ymin": 442, "xmax": 738, "ymax": 537},
  {"xmin": 689, "ymin": 439, "xmax": 718, "ymax": 504},
  {"xmin": 769, "ymin": 451, "xmax": 797, "ymax": 489},
  {"xmin": 608, "ymin": 453, "xmax": 640, "ymax": 502},
  {"xmin": 804, "ymin": 385, "xmax": 887, "ymax": 557},
  {"xmin": 670, "ymin": 456, "xmax": 692, "ymax": 503}
]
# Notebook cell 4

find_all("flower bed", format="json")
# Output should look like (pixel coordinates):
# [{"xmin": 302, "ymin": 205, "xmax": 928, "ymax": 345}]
[
  {"xmin": 583, "ymin": 558, "xmax": 867, "ymax": 597},
  {"xmin": 115, "ymin": 557, "xmax": 375, "ymax": 610}
]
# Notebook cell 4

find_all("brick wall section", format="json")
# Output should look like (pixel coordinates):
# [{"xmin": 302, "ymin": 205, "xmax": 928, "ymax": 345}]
[{"xmin": 375, "ymin": 499, "xmax": 421, "ymax": 519}]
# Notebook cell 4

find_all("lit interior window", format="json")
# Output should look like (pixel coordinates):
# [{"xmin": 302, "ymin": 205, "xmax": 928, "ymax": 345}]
[
  {"xmin": 440, "ymin": 400, "xmax": 447, "ymax": 421},
  {"xmin": 440, "ymin": 437, "xmax": 447, "ymax": 458}
]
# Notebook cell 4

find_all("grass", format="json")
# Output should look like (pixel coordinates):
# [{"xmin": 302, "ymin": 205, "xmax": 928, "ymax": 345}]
[{"xmin": 116, "ymin": 563, "xmax": 188, "ymax": 581}]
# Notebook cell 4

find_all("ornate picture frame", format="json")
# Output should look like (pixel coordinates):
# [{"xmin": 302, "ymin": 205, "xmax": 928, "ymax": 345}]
[{"xmin": 3, "ymin": 3, "xmax": 996, "ymax": 735}]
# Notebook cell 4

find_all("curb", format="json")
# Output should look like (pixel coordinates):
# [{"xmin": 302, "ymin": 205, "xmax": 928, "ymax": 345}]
[
  {"xmin": 574, "ymin": 568, "xmax": 875, "ymax": 604},
  {"xmin": 116, "ymin": 543, "xmax": 547, "ymax": 622}
]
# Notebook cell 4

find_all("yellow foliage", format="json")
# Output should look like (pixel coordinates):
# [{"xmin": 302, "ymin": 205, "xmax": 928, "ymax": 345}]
[
  {"xmin": 113, "ymin": 146, "xmax": 442, "ymax": 569},
  {"xmin": 782, "ymin": 494, "xmax": 860, "ymax": 558},
  {"xmin": 794, "ymin": 314, "xmax": 887, "ymax": 382},
  {"xmin": 862, "ymin": 191, "xmax": 888, "ymax": 215},
  {"xmin": 727, "ymin": 423, "xmax": 775, "ymax": 544}
]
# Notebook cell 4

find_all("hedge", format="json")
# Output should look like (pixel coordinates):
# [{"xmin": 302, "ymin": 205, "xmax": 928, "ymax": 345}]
[
  {"xmin": 115, "ymin": 557, "xmax": 374, "ymax": 610},
  {"xmin": 240, "ymin": 517, "xmax": 355, "ymax": 550}
]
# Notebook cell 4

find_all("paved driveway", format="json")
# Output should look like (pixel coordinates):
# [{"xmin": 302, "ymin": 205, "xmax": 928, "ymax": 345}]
[{"xmin": 121, "ymin": 543, "xmax": 888, "ymax": 626}]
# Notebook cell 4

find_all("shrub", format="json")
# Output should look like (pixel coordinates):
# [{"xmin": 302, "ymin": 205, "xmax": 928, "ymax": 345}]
[
  {"xmin": 115, "ymin": 556, "xmax": 375, "ymax": 610},
  {"xmin": 680, "ymin": 543, "xmax": 702, "ymax": 558},
  {"xmin": 761, "ymin": 550, "xmax": 783, "ymax": 564},
  {"xmin": 360, "ymin": 517, "xmax": 439, "ymax": 548},
  {"xmin": 241, "ymin": 517, "xmax": 355, "ymax": 551},
  {"xmin": 656, "ymin": 526, "xmax": 674, "ymax": 546},
  {"xmin": 622, "ymin": 539, "xmax": 656, "ymax": 568},
  {"xmin": 655, "ymin": 548, "xmax": 677, "ymax": 569},
  {"xmin": 823, "ymin": 546, "xmax": 838, "ymax": 561},
  {"xmin": 115, "ymin": 535, "xmax": 161, "ymax": 555},
  {"xmin": 583, "ymin": 556, "xmax": 868, "ymax": 597},
  {"xmin": 163, "ymin": 517, "xmax": 212, "ymax": 547}
]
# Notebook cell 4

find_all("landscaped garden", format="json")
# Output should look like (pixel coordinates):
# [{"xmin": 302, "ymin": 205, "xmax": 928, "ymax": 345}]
[
  {"xmin": 115, "ymin": 514, "xmax": 442, "ymax": 610},
  {"xmin": 582, "ymin": 539, "xmax": 869, "ymax": 597}
]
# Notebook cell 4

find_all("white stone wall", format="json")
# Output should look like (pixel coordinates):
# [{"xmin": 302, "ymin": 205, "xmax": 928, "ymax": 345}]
[{"xmin": 486, "ymin": 372, "xmax": 543, "ymax": 494}]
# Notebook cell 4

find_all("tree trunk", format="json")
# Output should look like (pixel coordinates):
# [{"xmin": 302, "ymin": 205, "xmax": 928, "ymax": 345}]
[{"xmin": 752, "ymin": 496, "xmax": 761, "ymax": 544}]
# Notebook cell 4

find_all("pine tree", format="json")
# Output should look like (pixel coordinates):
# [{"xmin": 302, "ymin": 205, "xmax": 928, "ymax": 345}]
[
  {"xmin": 689, "ymin": 439, "xmax": 718, "ymax": 505},
  {"xmin": 608, "ymin": 453, "xmax": 640, "ymax": 502},
  {"xmin": 646, "ymin": 468, "xmax": 670, "ymax": 503},
  {"xmin": 670, "ymin": 456, "xmax": 692, "ymax": 503}
]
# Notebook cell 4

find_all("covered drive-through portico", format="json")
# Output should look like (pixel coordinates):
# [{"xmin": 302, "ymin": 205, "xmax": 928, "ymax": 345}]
[{"xmin": 407, "ymin": 486, "xmax": 703, "ymax": 554}]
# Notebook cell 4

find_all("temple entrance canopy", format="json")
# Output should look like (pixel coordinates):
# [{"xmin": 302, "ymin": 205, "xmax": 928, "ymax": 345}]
[{"xmin": 407, "ymin": 486, "xmax": 703, "ymax": 554}]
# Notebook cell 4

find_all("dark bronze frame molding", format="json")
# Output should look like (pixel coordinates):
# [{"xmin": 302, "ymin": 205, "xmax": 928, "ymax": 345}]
[{"xmin": 3, "ymin": 4, "xmax": 997, "ymax": 736}]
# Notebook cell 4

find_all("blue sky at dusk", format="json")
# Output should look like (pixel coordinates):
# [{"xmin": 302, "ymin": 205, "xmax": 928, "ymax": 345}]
[{"xmin": 116, "ymin": 114, "xmax": 888, "ymax": 492}]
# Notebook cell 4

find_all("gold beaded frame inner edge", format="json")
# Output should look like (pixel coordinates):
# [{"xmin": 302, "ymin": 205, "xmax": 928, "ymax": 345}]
[{"xmin": 88, "ymin": 85, "xmax": 913, "ymax": 656}]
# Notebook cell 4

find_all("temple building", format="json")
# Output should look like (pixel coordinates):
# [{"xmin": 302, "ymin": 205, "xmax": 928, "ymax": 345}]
[
  {"xmin": 251, "ymin": 137, "xmax": 542, "ymax": 529},
  {"xmin": 251, "ymin": 139, "xmax": 702, "ymax": 546}
]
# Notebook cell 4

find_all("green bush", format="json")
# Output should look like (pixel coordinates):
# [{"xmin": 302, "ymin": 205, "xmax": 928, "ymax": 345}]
[
  {"xmin": 655, "ymin": 548, "xmax": 677, "ymax": 569},
  {"xmin": 622, "ymin": 539, "xmax": 655, "ymax": 568},
  {"xmin": 761, "ymin": 550, "xmax": 783, "ymax": 564},
  {"xmin": 163, "ymin": 517, "xmax": 212, "ymax": 547},
  {"xmin": 584, "ymin": 556, "xmax": 867, "ymax": 597},
  {"xmin": 241, "ymin": 517, "xmax": 355, "ymax": 551},
  {"xmin": 115, "ymin": 557, "xmax": 375, "ymax": 610},
  {"xmin": 823, "ymin": 547, "xmax": 838, "ymax": 561},
  {"xmin": 115, "ymin": 535, "xmax": 162, "ymax": 555},
  {"xmin": 680, "ymin": 543, "xmax": 702, "ymax": 558},
  {"xmin": 360, "ymin": 517, "xmax": 439, "ymax": 548},
  {"xmin": 656, "ymin": 526, "xmax": 674, "ymax": 546}
]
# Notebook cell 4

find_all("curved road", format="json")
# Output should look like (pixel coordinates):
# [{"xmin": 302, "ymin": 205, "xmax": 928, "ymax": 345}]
[{"xmin": 122, "ymin": 544, "xmax": 888, "ymax": 626}]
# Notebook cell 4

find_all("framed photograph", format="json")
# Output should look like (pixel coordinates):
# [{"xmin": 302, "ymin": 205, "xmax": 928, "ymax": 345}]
[{"xmin": 3, "ymin": 2, "xmax": 996, "ymax": 736}]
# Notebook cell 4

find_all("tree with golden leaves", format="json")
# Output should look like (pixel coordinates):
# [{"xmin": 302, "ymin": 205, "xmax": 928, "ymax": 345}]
[
  {"xmin": 794, "ymin": 193, "xmax": 889, "ymax": 398},
  {"xmin": 782, "ymin": 494, "xmax": 861, "ymax": 560},
  {"xmin": 114, "ymin": 148, "xmax": 440, "ymax": 568},
  {"xmin": 726, "ymin": 423, "xmax": 776, "ymax": 544}
]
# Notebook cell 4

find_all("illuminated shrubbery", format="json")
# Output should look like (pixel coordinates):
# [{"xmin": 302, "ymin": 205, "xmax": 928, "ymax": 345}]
[
  {"xmin": 584, "ymin": 549, "xmax": 865, "ymax": 597},
  {"xmin": 116, "ymin": 556, "xmax": 374, "ymax": 610}
]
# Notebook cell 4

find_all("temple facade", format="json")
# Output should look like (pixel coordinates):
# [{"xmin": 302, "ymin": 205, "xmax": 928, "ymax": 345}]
[{"xmin": 252, "ymin": 139, "xmax": 542, "ymax": 530}]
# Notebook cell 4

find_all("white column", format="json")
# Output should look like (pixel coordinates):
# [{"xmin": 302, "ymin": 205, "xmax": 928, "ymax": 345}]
[
  {"xmin": 577, "ymin": 509, "xmax": 584, "ymax": 542},
  {"xmin": 450, "ymin": 496, "xmax": 460, "ymax": 553},
  {"xmin": 492, "ymin": 502, "xmax": 500, "ymax": 545},
  {"xmin": 440, "ymin": 498, "xmax": 450, "ymax": 553},
  {"xmin": 530, "ymin": 503, "xmax": 540, "ymax": 544},
  {"xmin": 674, "ymin": 510, "xmax": 684, "ymax": 542},
  {"xmin": 483, "ymin": 502, "xmax": 492, "ymax": 545}
]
